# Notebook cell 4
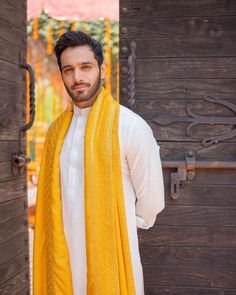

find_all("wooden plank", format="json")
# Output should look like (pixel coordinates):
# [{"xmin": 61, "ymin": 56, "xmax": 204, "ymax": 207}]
[
  {"xmin": 0, "ymin": 198, "xmax": 26, "ymax": 224},
  {"xmin": 0, "ymin": 37, "xmax": 25, "ymax": 65},
  {"xmin": 0, "ymin": 265, "xmax": 28, "ymax": 294},
  {"xmin": 0, "ymin": 58, "xmax": 25, "ymax": 84},
  {"xmin": 138, "ymin": 225, "xmax": 236, "ymax": 247},
  {"xmin": 0, "ymin": 122, "xmax": 25, "ymax": 141},
  {"xmin": 120, "ymin": 16, "xmax": 236, "ymax": 39},
  {"xmin": 140, "ymin": 245, "xmax": 236, "ymax": 268},
  {"xmin": 0, "ymin": 101, "xmax": 25, "ymax": 127},
  {"xmin": 0, "ymin": 232, "xmax": 28, "ymax": 265},
  {"xmin": 0, "ymin": 178, "xmax": 26, "ymax": 203},
  {"xmin": 0, "ymin": 0, "xmax": 26, "ymax": 31},
  {"xmin": 159, "ymin": 142, "xmax": 236, "ymax": 162},
  {"xmin": 2, "ymin": 0, "xmax": 26, "ymax": 11},
  {"xmin": 149, "ymin": 121, "xmax": 235, "ymax": 142},
  {"xmin": 0, "ymin": 215, "xmax": 27, "ymax": 244},
  {"xmin": 156, "ymin": 205, "xmax": 236, "ymax": 226},
  {"xmin": 16, "ymin": 285, "xmax": 30, "ymax": 295},
  {"xmin": 145, "ymin": 285, "xmax": 236, "ymax": 295},
  {"xmin": 0, "ymin": 17, "xmax": 26, "ymax": 49},
  {"xmin": 120, "ymin": 37, "xmax": 236, "ymax": 58},
  {"xmin": 142, "ymin": 266, "xmax": 236, "ymax": 288},
  {"xmin": 120, "ymin": 58, "xmax": 236, "ymax": 79},
  {"xmin": 0, "ymin": 161, "xmax": 26, "ymax": 182},
  {"xmin": 164, "ymin": 184, "xmax": 236, "ymax": 206},
  {"xmin": 120, "ymin": 78, "xmax": 236, "ymax": 100},
  {"xmin": 163, "ymin": 169, "xmax": 236, "ymax": 185},
  {"xmin": 0, "ymin": 141, "xmax": 26, "ymax": 162},
  {"xmin": 0, "ymin": 79, "xmax": 24, "ymax": 103},
  {"xmin": 121, "ymin": 0, "xmax": 236, "ymax": 18},
  {"xmin": 130, "ymin": 98, "xmax": 236, "ymax": 121}
]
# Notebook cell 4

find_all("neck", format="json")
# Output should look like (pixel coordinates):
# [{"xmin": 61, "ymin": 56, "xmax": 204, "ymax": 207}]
[{"xmin": 74, "ymin": 85, "xmax": 102, "ymax": 109}]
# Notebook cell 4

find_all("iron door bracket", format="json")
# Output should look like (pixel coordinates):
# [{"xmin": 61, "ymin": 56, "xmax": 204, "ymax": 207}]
[{"xmin": 162, "ymin": 152, "xmax": 236, "ymax": 200}]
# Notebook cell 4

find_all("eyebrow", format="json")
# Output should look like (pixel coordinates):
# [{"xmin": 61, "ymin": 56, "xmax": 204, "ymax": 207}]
[{"xmin": 62, "ymin": 62, "xmax": 93, "ymax": 70}]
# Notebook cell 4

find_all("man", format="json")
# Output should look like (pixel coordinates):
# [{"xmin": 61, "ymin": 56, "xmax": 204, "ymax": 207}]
[{"xmin": 33, "ymin": 30, "xmax": 165, "ymax": 295}]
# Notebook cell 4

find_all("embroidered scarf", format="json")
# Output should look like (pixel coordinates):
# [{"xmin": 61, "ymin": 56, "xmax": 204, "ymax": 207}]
[{"xmin": 33, "ymin": 87, "xmax": 136, "ymax": 295}]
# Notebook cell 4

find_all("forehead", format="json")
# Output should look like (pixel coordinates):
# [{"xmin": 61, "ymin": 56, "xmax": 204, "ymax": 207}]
[{"xmin": 60, "ymin": 45, "xmax": 97, "ymax": 66}]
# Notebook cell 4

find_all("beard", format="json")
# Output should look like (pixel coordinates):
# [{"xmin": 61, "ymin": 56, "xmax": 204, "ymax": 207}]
[{"xmin": 63, "ymin": 71, "xmax": 102, "ymax": 103}]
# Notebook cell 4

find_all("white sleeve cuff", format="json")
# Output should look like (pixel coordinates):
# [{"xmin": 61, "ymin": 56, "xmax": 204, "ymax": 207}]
[{"xmin": 136, "ymin": 215, "xmax": 153, "ymax": 230}]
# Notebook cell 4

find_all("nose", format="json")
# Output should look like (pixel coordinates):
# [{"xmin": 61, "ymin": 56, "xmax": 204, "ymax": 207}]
[{"xmin": 74, "ymin": 68, "xmax": 83, "ymax": 83}]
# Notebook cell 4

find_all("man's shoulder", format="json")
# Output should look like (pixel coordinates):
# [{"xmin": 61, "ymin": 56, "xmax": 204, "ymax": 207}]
[{"xmin": 119, "ymin": 104, "xmax": 151, "ymax": 132}]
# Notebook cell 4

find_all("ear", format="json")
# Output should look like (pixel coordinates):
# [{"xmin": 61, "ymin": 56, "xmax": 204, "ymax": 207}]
[{"xmin": 100, "ymin": 63, "xmax": 106, "ymax": 80}]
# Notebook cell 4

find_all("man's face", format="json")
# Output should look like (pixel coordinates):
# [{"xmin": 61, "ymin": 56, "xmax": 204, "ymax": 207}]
[{"xmin": 60, "ymin": 45, "xmax": 106, "ymax": 105}]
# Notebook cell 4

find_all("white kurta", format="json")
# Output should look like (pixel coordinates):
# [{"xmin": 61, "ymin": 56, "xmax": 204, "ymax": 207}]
[{"xmin": 60, "ymin": 103, "xmax": 165, "ymax": 295}]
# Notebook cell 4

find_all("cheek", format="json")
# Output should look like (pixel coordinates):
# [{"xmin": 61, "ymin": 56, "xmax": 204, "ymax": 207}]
[{"xmin": 62, "ymin": 74, "xmax": 72, "ymax": 86}]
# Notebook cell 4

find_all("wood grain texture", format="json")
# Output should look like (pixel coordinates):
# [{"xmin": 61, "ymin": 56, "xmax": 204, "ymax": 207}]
[
  {"xmin": 121, "ymin": 16, "xmax": 236, "ymax": 39},
  {"xmin": 0, "ymin": 215, "xmax": 27, "ymax": 245},
  {"xmin": 121, "ymin": 57, "xmax": 236, "ymax": 79},
  {"xmin": 159, "ymin": 142, "xmax": 236, "ymax": 161},
  {"xmin": 0, "ymin": 58, "xmax": 25, "ymax": 84},
  {"xmin": 120, "ymin": 79, "xmax": 236, "ymax": 100},
  {"xmin": 0, "ymin": 197, "xmax": 26, "ymax": 224},
  {"xmin": 156, "ymin": 205, "xmax": 236, "ymax": 226},
  {"xmin": 0, "ymin": 0, "xmax": 26, "ymax": 31},
  {"xmin": 0, "ymin": 232, "xmax": 28, "ymax": 265},
  {"xmin": 140, "ymin": 245, "xmax": 236, "ymax": 268},
  {"xmin": 142, "ymin": 266, "xmax": 236, "ymax": 288},
  {"xmin": 0, "ymin": 122, "xmax": 25, "ymax": 141},
  {"xmin": 0, "ymin": 141, "xmax": 26, "ymax": 162},
  {"xmin": 0, "ymin": 263, "xmax": 28, "ymax": 294},
  {"xmin": 121, "ymin": 0, "xmax": 236, "ymax": 18},
  {"xmin": 120, "ymin": 37, "xmax": 236, "ymax": 58},
  {"xmin": 0, "ymin": 79, "xmax": 24, "ymax": 104},
  {"xmin": 138, "ymin": 225, "xmax": 236, "ymax": 247},
  {"xmin": 0, "ymin": 17, "xmax": 26, "ymax": 49},
  {"xmin": 163, "ymin": 169, "xmax": 236, "ymax": 185},
  {"xmin": 164, "ymin": 184, "xmax": 236, "ymax": 206},
  {"xmin": 144, "ymin": 286, "xmax": 236, "ymax": 295},
  {"xmin": 0, "ymin": 178, "xmax": 26, "ymax": 203},
  {"xmin": 0, "ymin": 161, "xmax": 27, "ymax": 182}
]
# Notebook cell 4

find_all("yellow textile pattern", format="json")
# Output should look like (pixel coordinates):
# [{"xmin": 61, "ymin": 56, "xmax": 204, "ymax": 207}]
[{"xmin": 33, "ymin": 87, "xmax": 136, "ymax": 295}]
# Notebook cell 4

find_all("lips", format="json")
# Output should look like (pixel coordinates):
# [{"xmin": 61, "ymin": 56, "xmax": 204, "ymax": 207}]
[{"xmin": 73, "ymin": 85, "xmax": 88, "ymax": 91}]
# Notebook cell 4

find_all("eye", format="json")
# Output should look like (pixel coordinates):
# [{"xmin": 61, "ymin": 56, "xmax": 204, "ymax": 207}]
[
  {"xmin": 64, "ymin": 68, "xmax": 73, "ymax": 74},
  {"xmin": 81, "ymin": 65, "xmax": 91, "ymax": 70}
]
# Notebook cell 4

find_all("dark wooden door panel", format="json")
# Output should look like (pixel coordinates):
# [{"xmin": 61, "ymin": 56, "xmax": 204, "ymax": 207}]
[
  {"xmin": 120, "ymin": 0, "xmax": 236, "ymax": 293},
  {"xmin": 0, "ymin": 0, "xmax": 29, "ymax": 293}
]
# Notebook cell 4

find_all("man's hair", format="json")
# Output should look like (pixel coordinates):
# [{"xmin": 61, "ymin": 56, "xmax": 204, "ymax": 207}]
[{"xmin": 54, "ymin": 30, "xmax": 104, "ymax": 71}]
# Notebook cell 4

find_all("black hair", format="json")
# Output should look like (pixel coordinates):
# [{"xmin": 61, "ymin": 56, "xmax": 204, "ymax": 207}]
[{"xmin": 54, "ymin": 30, "xmax": 104, "ymax": 71}]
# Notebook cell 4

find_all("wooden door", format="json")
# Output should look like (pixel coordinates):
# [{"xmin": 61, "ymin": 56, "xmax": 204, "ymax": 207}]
[
  {"xmin": 120, "ymin": 1, "xmax": 236, "ymax": 294},
  {"xmin": 0, "ymin": 0, "xmax": 30, "ymax": 294}
]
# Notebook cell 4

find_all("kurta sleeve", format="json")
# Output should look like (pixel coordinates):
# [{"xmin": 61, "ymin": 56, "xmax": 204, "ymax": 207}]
[{"xmin": 126, "ymin": 117, "xmax": 165, "ymax": 229}]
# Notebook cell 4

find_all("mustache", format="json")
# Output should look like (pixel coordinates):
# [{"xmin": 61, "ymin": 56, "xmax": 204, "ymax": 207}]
[{"xmin": 71, "ymin": 82, "xmax": 91, "ymax": 89}]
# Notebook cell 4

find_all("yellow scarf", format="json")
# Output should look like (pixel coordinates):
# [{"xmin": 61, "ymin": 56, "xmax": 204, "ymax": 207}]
[{"xmin": 33, "ymin": 87, "xmax": 136, "ymax": 295}]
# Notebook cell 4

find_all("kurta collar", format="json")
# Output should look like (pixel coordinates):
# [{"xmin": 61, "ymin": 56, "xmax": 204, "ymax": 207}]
[{"xmin": 73, "ymin": 103, "xmax": 91, "ymax": 117}]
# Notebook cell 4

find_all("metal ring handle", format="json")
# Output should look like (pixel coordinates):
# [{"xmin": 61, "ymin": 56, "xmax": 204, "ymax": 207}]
[
  {"xmin": 20, "ymin": 63, "xmax": 35, "ymax": 131},
  {"xmin": 127, "ymin": 41, "xmax": 136, "ymax": 110}
]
